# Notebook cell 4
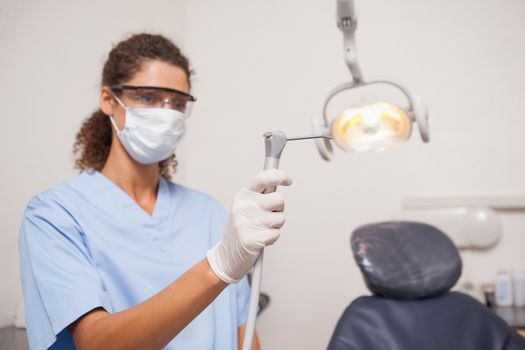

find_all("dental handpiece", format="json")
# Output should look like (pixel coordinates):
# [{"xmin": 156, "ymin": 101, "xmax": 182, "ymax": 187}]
[{"xmin": 241, "ymin": 131, "xmax": 331, "ymax": 350}]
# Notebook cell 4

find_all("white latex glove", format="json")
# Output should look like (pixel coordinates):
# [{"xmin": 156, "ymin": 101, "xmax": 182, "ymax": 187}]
[{"xmin": 207, "ymin": 169, "xmax": 293, "ymax": 284}]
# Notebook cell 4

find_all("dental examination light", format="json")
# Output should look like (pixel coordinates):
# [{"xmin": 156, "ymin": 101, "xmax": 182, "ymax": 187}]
[
  {"xmin": 312, "ymin": 0, "xmax": 430, "ymax": 160},
  {"xmin": 241, "ymin": 0, "xmax": 429, "ymax": 349}
]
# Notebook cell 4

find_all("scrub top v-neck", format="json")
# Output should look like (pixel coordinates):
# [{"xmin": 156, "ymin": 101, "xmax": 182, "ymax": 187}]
[{"xmin": 19, "ymin": 171, "xmax": 251, "ymax": 350}]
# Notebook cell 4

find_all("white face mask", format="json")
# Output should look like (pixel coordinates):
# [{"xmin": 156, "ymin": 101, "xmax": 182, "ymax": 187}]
[{"xmin": 109, "ymin": 95, "xmax": 186, "ymax": 164}]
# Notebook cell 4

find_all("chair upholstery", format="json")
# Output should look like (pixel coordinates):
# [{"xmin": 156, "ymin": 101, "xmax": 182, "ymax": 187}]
[
  {"xmin": 328, "ymin": 221, "xmax": 525, "ymax": 350},
  {"xmin": 351, "ymin": 221, "xmax": 462, "ymax": 300},
  {"xmin": 328, "ymin": 292, "xmax": 525, "ymax": 350}
]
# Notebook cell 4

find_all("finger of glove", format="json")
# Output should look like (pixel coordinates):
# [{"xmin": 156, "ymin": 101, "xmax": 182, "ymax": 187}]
[
  {"xmin": 238, "ymin": 226, "xmax": 281, "ymax": 248},
  {"xmin": 233, "ymin": 208, "xmax": 286, "ymax": 230},
  {"xmin": 254, "ymin": 210, "xmax": 286, "ymax": 229},
  {"xmin": 258, "ymin": 191, "xmax": 285, "ymax": 212},
  {"xmin": 237, "ymin": 227, "xmax": 280, "ymax": 253},
  {"xmin": 259, "ymin": 228, "xmax": 281, "ymax": 246},
  {"xmin": 236, "ymin": 190, "xmax": 285, "ymax": 212},
  {"xmin": 247, "ymin": 169, "xmax": 293, "ymax": 193}
]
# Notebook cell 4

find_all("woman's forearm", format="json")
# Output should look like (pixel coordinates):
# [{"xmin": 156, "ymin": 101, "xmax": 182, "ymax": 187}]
[{"xmin": 70, "ymin": 258, "xmax": 227, "ymax": 350}]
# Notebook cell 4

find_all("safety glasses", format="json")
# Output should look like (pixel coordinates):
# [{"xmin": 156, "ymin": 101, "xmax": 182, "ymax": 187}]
[{"xmin": 111, "ymin": 85, "xmax": 196, "ymax": 116}]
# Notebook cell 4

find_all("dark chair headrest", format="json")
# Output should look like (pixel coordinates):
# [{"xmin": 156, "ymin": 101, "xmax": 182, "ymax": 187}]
[{"xmin": 351, "ymin": 221, "xmax": 462, "ymax": 299}]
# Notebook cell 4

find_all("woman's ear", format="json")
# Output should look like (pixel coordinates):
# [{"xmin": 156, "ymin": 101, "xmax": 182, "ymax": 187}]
[{"xmin": 99, "ymin": 87, "xmax": 116, "ymax": 116}]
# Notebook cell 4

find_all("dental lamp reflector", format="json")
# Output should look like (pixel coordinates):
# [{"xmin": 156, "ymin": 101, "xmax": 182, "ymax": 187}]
[{"xmin": 331, "ymin": 101, "xmax": 412, "ymax": 152}]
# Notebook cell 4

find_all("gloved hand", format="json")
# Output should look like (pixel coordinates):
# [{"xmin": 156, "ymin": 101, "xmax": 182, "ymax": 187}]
[{"xmin": 207, "ymin": 169, "xmax": 293, "ymax": 284}]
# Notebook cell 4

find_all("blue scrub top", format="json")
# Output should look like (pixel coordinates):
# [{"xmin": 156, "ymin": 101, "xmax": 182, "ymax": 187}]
[{"xmin": 19, "ymin": 171, "xmax": 251, "ymax": 350}]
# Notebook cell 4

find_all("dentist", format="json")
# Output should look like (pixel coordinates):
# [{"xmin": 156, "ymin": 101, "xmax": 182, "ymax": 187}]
[{"xmin": 19, "ymin": 33, "xmax": 291, "ymax": 350}]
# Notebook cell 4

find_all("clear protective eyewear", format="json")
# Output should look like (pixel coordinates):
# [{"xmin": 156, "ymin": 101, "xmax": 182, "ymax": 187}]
[{"xmin": 111, "ymin": 85, "xmax": 197, "ymax": 116}]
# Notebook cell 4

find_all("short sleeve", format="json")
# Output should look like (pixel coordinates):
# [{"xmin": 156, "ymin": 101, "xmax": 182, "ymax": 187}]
[{"xmin": 19, "ymin": 193, "xmax": 112, "ymax": 350}]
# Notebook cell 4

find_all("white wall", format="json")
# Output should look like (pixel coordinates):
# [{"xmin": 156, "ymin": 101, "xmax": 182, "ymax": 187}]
[
  {"xmin": 182, "ymin": 0, "xmax": 525, "ymax": 349},
  {"xmin": 1, "ymin": 0, "xmax": 524, "ymax": 348},
  {"xmin": 0, "ymin": 0, "xmax": 187, "ymax": 328}
]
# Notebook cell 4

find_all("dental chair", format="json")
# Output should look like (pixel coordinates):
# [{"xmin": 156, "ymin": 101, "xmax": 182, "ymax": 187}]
[{"xmin": 328, "ymin": 221, "xmax": 525, "ymax": 350}]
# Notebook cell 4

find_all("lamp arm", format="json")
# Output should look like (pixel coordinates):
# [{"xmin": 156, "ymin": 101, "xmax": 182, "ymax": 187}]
[{"xmin": 337, "ymin": 0, "xmax": 362, "ymax": 83}]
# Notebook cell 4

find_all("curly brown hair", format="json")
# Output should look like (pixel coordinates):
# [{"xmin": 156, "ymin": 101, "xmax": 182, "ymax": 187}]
[{"xmin": 73, "ymin": 33, "xmax": 192, "ymax": 179}]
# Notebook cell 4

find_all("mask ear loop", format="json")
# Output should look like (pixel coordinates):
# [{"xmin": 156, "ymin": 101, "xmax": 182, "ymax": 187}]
[{"xmin": 108, "ymin": 93, "xmax": 128, "ymax": 133}]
